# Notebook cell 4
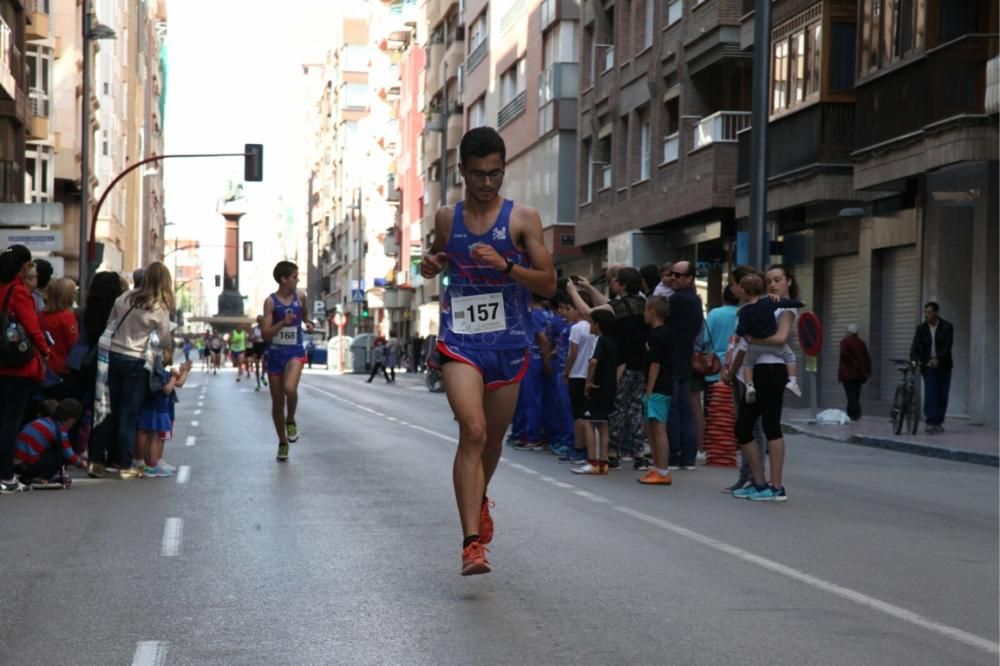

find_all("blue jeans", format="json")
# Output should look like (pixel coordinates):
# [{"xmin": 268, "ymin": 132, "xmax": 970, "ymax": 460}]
[
  {"xmin": 91, "ymin": 353, "xmax": 149, "ymax": 468},
  {"xmin": 921, "ymin": 366, "xmax": 952, "ymax": 426},
  {"xmin": 668, "ymin": 375, "xmax": 697, "ymax": 466}
]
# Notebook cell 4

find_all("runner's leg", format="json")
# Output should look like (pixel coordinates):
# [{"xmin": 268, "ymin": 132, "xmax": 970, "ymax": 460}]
[
  {"xmin": 443, "ymin": 362, "xmax": 489, "ymax": 538},
  {"xmin": 481, "ymin": 382, "xmax": 520, "ymax": 489},
  {"xmin": 268, "ymin": 373, "xmax": 288, "ymax": 443},
  {"xmin": 282, "ymin": 359, "xmax": 304, "ymax": 427}
]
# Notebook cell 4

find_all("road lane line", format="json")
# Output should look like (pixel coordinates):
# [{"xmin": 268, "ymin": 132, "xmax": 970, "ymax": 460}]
[
  {"xmin": 573, "ymin": 490, "xmax": 609, "ymax": 503},
  {"xmin": 185, "ymin": 436, "xmax": 196, "ymax": 447},
  {"xmin": 194, "ymin": 409, "xmax": 202, "ymax": 416},
  {"xmin": 552, "ymin": 481, "xmax": 574, "ymax": 489},
  {"xmin": 540, "ymin": 475, "xmax": 555, "ymax": 482},
  {"xmin": 301, "ymin": 384, "xmax": 455, "ymax": 442},
  {"xmin": 161, "ymin": 518, "xmax": 183, "ymax": 557},
  {"xmin": 614, "ymin": 505, "xmax": 999, "ymax": 656},
  {"xmin": 176, "ymin": 466, "xmax": 190, "ymax": 484},
  {"xmin": 132, "ymin": 640, "xmax": 169, "ymax": 666}
]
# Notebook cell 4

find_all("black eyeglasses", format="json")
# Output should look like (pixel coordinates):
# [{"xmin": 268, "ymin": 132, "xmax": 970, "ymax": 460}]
[
  {"xmin": 467, "ymin": 169, "xmax": 505, "ymax": 182},
  {"xmin": 669, "ymin": 271, "xmax": 692, "ymax": 278}
]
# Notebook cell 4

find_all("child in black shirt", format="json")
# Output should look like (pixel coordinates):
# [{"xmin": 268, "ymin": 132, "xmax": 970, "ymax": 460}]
[
  {"xmin": 737, "ymin": 273, "xmax": 804, "ymax": 402},
  {"xmin": 573, "ymin": 310, "xmax": 617, "ymax": 475}
]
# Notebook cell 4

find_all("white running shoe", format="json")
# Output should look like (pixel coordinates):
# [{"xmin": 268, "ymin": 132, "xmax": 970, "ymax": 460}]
[{"xmin": 785, "ymin": 380, "xmax": 802, "ymax": 397}]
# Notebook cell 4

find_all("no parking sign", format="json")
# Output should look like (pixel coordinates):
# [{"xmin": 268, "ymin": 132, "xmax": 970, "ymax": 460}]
[{"xmin": 798, "ymin": 312, "xmax": 822, "ymax": 373}]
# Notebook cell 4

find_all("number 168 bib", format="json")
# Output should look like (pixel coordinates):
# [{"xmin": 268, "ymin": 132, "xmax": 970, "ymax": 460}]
[{"xmin": 450, "ymin": 292, "xmax": 506, "ymax": 335}]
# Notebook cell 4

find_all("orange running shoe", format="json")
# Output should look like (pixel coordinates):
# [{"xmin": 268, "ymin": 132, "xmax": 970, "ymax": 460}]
[
  {"xmin": 461, "ymin": 541, "xmax": 491, "ymax": 576},
  {"xmin": 479, "ymin": 497, "xmax": 495, "ymax": 545},
  {"xmin": 637, "ymin": 470, "xmax": 673, "ymax": 485}
]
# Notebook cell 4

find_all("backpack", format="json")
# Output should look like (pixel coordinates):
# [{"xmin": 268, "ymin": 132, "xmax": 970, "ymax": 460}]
[{"xmin": 0, "ymin": 283, "xmax": 35, "ymax": 368}]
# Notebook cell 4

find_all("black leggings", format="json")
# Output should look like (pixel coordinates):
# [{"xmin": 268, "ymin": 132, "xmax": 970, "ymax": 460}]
[{"xmin": 735, "ymin": 364, "xmax": 787, "ymax": 443}]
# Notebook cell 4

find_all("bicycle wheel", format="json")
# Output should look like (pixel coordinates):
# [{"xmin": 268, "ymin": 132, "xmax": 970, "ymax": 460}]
[
  {"xmin": 906, "ymin": 385, "xmax": 920, "ymax": 435},
  {"xmin": 891, "ymin": 385, "xmax": 907, "ymax": 435}
]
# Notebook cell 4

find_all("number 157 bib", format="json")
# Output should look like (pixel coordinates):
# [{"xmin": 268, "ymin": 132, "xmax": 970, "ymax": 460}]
[{"xmin": 450, "ymin": 292, "xmax": 506, "ymax": 335}]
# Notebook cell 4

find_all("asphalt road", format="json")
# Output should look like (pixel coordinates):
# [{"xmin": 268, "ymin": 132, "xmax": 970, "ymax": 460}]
[{"xmin": 1, "ymin": 367, "xmax": 996, "ymax": 666}]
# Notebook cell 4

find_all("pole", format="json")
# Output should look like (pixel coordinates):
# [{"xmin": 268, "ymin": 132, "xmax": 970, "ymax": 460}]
[
  {"xmin": 748, "ymin": 0, "xmax": 773, "ymax": 269},
  {"xmin": 79, "ymin": 0, "xmax": 92, "ymax": 302},
  {"xmin": 440, "ymin": 60, "xmax": 448, "ymax": 208}
]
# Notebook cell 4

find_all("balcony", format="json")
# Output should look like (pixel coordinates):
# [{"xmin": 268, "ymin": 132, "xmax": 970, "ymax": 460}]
[
  {"xmin": 497, "ymin": 91, "xmax": 527, "ymax": 129},
  {"xmin": 736, "ymin": 103, "xmax": 855, "ymax": 185},
  {"xmin": 854, "ymin": 35, "xmax": 998, "ymax": 153},
  {"xmin": 689, "ymin": 111, "xmax": 750, "ymax": 152},
  {"xmin": 26, "ymin": 0, "xmax": 49, "ymax": 41},
  {"xmin": 0, "ymin": 17, "xmax": 15, "ymax": 100},
  {"xmin": 446, "ymin": 111, "xmax": 462, "ymax": 152},
  {"xmin": 27, "ymin": 88, "xmax": 49, "ymax": 140},
  {"xmin": 444, "ymin": 38, "xmax": 464, "ymax": 81},
  {"xmin": 425, "ymin": 43, "xmax": 445, "ymax": 95},
  {"xmin": 425, "ymin": 0, "xmax": 444, "ymax": 28},
  {"xmin": 683, "ymin": 0, "xmax": 746, "ymax": 75},
  {"xmin": 466, "ymin": 38, "xmax": 489, "ymax": 74}
]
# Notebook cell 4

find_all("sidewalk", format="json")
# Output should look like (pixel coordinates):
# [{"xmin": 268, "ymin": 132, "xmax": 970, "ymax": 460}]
[{"xmin": 782, "ymin": 407, "xmax": 999, "ymax": 467}]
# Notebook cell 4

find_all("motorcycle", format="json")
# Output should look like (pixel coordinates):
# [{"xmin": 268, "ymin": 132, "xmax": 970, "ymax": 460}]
[{"xmin": 423, "ymin": 335, "xmax": 445, "ymax": 393}]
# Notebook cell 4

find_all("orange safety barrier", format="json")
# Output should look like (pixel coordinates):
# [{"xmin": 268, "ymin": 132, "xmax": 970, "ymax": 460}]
[{"xmin": 704, "ymin": 382, "xmax": 739, "ymax": 467}]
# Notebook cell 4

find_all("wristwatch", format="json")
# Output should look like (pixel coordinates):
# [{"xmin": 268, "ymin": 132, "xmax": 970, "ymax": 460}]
[{"xmin": 503, "ymin": 258, "xmax": 515, "ymax": 274}]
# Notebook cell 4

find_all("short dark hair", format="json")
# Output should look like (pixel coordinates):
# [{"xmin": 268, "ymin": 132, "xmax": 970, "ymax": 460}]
[
  {"xmin": 132, "ymin": 267, "xmax": 145, "ymax": 288},
  {"xmin": 730, "ymin": 264, "xmax": 762, "ymax": 286},
  {"xmin": 591, "ymin": 309, "xmax": 615, "ymax": 334},
  {"xmin": 645, "ymin": 295, "xmax": 669, "ymax": 321},
  {"xmin": 616, "ymin": 267, "xmax": 642, "ymax": 295},
  {"xmin": 722, "ymin": 285, "xmax": 740, "ymax": 306},
  {"xmin": 924, "ymin": 301, "xmax": 940, "ymax": 313},
  {"xmin": 550, "ymin": 290, "xmax": 572, "ymax": 309},
  {"xmin": 273, "ymin": 261, "xmax": 298, "ymax": 283},
  {"xmin": 34, "ymin": 258, "xmax": 53, "ymax": 289},
  {"xmin": 55, "ymin": 398, "xmax": 83, "ymax": 423},
  {"xmin": 740, "ymin": 273, "xmax": 766, "ymax": 296},
  {"xmin": 0, "ymin": 244, "xmax": 32, "ymax": 283},
  {"xmin": 639, "ymin": 264, "xmax": 660, "ymax": 294},
  {"xmin": 459, "ymin": 127, "xmax": 506, "ymax": 165}
]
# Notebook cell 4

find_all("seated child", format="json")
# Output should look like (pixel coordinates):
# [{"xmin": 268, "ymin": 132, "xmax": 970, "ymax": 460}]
[
  {"xmin": 14, "ymin": 399, "xmax": 85, "ymax": 488},
  {"xmin": 737, "ymin": 273, "xmax": 804, "ymax": 402}
]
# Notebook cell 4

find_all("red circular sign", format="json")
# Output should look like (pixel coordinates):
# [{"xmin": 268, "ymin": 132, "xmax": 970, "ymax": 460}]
[
  {"xmin": 332, "ymin": 312, "xmax": 345, "ymax": 327},
  {"xmin": 797, "ymin": 311, "xmax": 823, "ymax": 357}
]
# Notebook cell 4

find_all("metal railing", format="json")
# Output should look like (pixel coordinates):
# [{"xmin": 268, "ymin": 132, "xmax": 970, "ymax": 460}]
[
  {"xmin": 466, "ymin": 37, "xmax": 489, "ymax": 73},
  {"xmin": 497, "ymin": 90, "xmax": 526, "ymax": 129},
  {"xmin": 690, "ymin": 111, "xmax": 751, "ymax": 151},
  {"xmin": 29, "ymin": 87, "xmax": 48, "ymax": 117}
]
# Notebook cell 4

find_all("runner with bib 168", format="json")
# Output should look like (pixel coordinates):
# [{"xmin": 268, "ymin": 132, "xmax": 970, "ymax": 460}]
[{"xmin": 419, "ymin": 127, "xmax": 556, "ymax": 576}]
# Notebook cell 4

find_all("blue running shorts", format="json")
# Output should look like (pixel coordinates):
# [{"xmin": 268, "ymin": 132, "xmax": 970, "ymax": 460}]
[{"xmin": 437, "ymin": 342, "xmax": 529, "ymax": 391}]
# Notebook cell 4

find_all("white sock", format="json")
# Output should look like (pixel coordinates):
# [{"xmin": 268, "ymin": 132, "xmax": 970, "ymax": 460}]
[
  {"xmin": 658, "ymin": 468, "xmax": 670, "ymax": 476},
  {"xmin": 788, "ymin": 377, "xmax": 798, "ymax": 384}
]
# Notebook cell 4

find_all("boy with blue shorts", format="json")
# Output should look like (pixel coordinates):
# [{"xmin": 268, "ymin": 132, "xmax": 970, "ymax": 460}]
[
  {"xmin": 639, "ymin": 296, "xmax": 673, "ymax": 485},
  {"xmin": 419, "ymin": 127, "xmax": 556, "ymax": 576},
  {"xmin": 260, "ymin": 261, "xmax": 313, "ymax": 462}
]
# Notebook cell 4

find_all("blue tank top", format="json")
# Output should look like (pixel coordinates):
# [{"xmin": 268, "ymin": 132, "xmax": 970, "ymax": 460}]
[
  {"xmin": 440, "ymin": 199, "xmax": 531, "ymax": 350},
  {"xmin": 269, "ymin": 292, "xmax": 304, "ymax": 353}
]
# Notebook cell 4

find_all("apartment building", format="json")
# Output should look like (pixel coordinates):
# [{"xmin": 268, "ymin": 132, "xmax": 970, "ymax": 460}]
[
  {"xmin": 735, "ymin": 0, "xmax": 998, "ymax": 424},
  {"xmin": 0, "ymin": 1, "xmax": 29, "ymax": 204},
  {"xmin": 308, "ymin": 4, "xmax": 395, "ymax": 337}
]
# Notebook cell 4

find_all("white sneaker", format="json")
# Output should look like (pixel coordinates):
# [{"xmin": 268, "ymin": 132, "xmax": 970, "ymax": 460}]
[
  {"xmin": 159, "ymin": 461, "xmax": 177, "ymax": 472},
  {"xmin": 745, "ymin": 384, "xmax": 757, "ymax": 404},
  {"xmin": 696, "ymin": 451, "xmax": 707, "ymax": 465},
  {"xmin": 785, "ymin": 380, "xmax": 802, "ymax": 397}
]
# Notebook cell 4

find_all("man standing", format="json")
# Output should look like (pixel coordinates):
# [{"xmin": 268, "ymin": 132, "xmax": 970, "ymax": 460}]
[
  {"xmin": 666, "ymin": 259, "xmax": 703, "ymax": 469},
  {"xmin": 419, "ymin": 127, "xmax": 556, "ymax": 576},
  {"xmin": 838, "ymin": 324, "xmax": 871, "ymax": 421},
  {"xmin": 910, "ymin": 302, "xmax": 954, "ymax": 434}
]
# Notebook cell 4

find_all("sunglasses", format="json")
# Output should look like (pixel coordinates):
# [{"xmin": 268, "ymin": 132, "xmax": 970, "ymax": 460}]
[{"xmin": 669, "ymin": 271, "xmax": 692, "ymax": 278}]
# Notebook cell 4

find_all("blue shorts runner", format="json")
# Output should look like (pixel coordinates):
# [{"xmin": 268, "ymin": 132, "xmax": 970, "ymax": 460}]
[
  {"xmin": 267, "ymin": 349, "xmax": 305, "ymax": 376},
  {"xmin": 642, "ymin": 393, "xmax": 671, "ymax": 423},
  {"xmin": 437, "ymin": 341, "xmax": 529, "ymax": 391}
]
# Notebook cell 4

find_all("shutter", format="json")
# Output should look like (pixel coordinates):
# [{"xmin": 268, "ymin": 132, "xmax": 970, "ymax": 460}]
[
  {"xmin": 819, "ymin": 254, "xmax": 861, "ymax": 408},
  {"xmin": 876, "ymin": 246, "xmax": 920, "ymax": 400}
]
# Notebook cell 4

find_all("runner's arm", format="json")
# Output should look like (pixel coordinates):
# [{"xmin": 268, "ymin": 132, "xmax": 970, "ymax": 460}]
[
  {"xmin": 419, "ymin": 208, "xmax": 453, "ymax": 278},
  {"xmin": 260, "ymin": 298, "xmax": 284, "ymax": 341},
  {"xmin": 509, "ymin": 207, "xmax": 556, "ymax": 297},
  {"xmin": 298, "ymin": 291, "xmax": 314, "ymax": 332}
]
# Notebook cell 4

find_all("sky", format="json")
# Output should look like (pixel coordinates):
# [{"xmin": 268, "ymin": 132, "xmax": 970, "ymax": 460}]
[{"xmin": 162, "ymin": 0, "xmax": 343, "ymax": 312}]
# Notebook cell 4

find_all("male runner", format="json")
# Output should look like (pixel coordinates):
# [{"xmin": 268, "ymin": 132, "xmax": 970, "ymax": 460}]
[
  {"xmin": 249, "ymin": 315, "xmax": 269, "ymax": 391},
  {"xmin": 230, "ymin": 325, "xmax": 248, "ymax": 382},
  {"xmin": 260, "ymin": 261, "xmax": 313, "ymax": 462},
  {"xmin": 419, "ymin": 127, "xmax": 556, "ymax": 576},
  {"xmin": 208, "ymin": 332, "xmax": 223, "ymax": 375}
]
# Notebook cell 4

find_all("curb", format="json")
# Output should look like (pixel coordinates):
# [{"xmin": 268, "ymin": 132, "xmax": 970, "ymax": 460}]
[{"xmin": 782, "ymin": 423, "xmax": 999, "ymax": 467}]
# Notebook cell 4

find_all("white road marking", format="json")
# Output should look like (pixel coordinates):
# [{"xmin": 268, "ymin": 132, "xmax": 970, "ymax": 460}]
[
  {"xmin": 386, "ymin": 416, "xmax": 398, "ymax": 422},
  {"xmin": 161, "ymin": 518, "xmax": 183, "ymax": 557},
  {"xmin": 300, "ymin": 377, "xmax": 998, "ymax": 654},
  {"xmin": 522, "ymin": 468, "xmax": 539, "ymax": 475},
  {"xmin": 540, "ymin": 475, "xmax": 555, "ymax": 482},
  {"xmin": 194, "ymin": 409, "xmax": 202, "ymax": 416},
  {"xmin": 190, "ymin": 420, "xmax": 199, "ymax": 427},
  {"xmin": 614, "ymin": 506, "xmax": 999, "ymax": 656},
  {"xmin": 176, "ymin": 466, "xmax": 190, "ymax": 484},
  {"xmin": 573, "ymin": 490, "xmax": 609, "ymax": 503},
  {"xmin": 185, "ymin": 436, "xmax": 196, "ymax": 447},
  {"xmin": 132, "ymin": 640, "xmax": 169, "ymax": 666},
  {"xmin": 197, "ymin": 402, "xmax": 204, "ymax": 408}
]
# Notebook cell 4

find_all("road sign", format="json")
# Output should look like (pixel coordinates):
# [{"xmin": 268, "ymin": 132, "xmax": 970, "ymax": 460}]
[
  {"xmin": 351, "ymin": 289, "xmax": 364, "ymax": 302},
  {"xmin": 798, "ymin": 311, "xmax": 823, "ymax": 357},
  {"xmin": 333, "ymin": 312, "xmax": 345, "ymax": 327},
  {"xmin": 0, "ymin": 229, "xmax": 63, "ymax": 252},
  {"xmin": 0, "ymin": 203, "xmax": 63, "ymax": 227}
]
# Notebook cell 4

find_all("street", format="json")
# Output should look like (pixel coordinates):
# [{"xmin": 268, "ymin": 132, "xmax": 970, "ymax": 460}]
[{"xmin": 1, "ymin": 368, "xmax": 997, "ymax": 666}]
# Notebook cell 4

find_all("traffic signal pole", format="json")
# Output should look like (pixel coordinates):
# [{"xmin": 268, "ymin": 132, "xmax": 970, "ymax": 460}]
[
  {"xmin": 80, "ymin": 149, "xmax": 261, "ymax": 301},
  {"xmin": 748, "ymin": 0, "xmax": 773, "ymax": 269}
]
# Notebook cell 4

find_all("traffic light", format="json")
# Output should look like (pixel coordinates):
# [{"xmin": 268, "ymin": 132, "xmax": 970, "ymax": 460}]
[
  {"xmin": 361, "ymin": 300, "xmax": 370, "ymax": 318},
  {"xmin": 244, "ymin": 143, "xmax": 263, "ymax": 182}
]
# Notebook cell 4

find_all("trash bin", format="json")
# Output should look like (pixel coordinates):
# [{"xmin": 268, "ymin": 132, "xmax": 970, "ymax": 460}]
[
  {"xmin": 350, "ymin": 333, "xmax": 374, "ymax": 374},
  {"xmin": 327, "ymin": 335, "xmax": 353, "ymax": 372}
]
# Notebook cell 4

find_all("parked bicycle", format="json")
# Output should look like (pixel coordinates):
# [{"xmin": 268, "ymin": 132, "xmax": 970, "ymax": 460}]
[{"xmin": 889, "ymin": 359, "xmax": 920, "ymax": 435}]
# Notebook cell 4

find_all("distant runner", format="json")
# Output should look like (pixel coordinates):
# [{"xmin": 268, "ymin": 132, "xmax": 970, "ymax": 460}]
[
  {"xmin": 261, "ymin": 261, "xmax": 313, "ymax": 462},
  {"xmin": 249, "ymin": 315, "xmax": 269, "ymax": 392}
]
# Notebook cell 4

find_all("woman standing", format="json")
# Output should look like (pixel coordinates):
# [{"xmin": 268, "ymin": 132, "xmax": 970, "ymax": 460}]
[
  {"xmin": 91, "ymin": 262, "xmax": 174, "ymax": 479},
  {"xmin": 0, "ymin": 245, "xmax": 50, "ymax": 493},
  {"xmin": 724, "ymin": 264, "xmax": 798, "ymax": 501}
]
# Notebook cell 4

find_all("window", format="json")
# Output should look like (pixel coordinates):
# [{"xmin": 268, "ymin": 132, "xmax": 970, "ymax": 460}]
[
  {"xmin": 500, "ymin": 59, "xmax": 526, "ymax": 106},
  {"xmin": 666, "ymin": 0, "xmax": 682, "ymax": 26},
  {"xmin": 617, "ymin": 115, "xmax": 629, "ymax": 187},
  {"xmin": 596, "ymin": 133, "xmax": 612, "ymax": 190},
  {"xmin": 25, "ymin": 146, "xmax": 53, "ymax": 202},
  {"xmin": 342, "ymin": 44, "xmax": 368, "ymax": 72},
  {"xmin": 469, "ymin": 11, "xmax": 488, "ymax": 49},
  {"xmin": 771, "ymin": 15, "xmax": 821, "ymax": 114},
  {"xmin": 643, "ymin": 0, "xmax": 655, "ymax": 49},
  {"xmin": 639, "ymin": 120, "xmax": 651, "ymax": 180},
  {"xmin": 859, "ymin": 0, "xmax": 925, "ymax": 76},
  {"xmin": 343, "ymin": 82, "xmax": 369, "ymax": 109},
  {"xmin": 543, "ymin": 22, "xmax": 579, "ymax": 66},
  {"xmin": 468, "ymin": 96, "xmax": 486, "ymax": 128},
  {"xmin": 102, "ymin": 129, "xmax": 109, "ymax": 156},
  {"xmin": 583, "ymin": 139, "xmax": 593, "ymax": 202},
  {"xmin": 830, "ymin": 23, "xmax": 857, "ymax": 92}
]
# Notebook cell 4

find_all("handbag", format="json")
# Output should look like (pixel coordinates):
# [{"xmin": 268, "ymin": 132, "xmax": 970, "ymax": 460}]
[
  {"xmin": 0, "ymin": 283, "xmax": 35, "ymax": 367},
  {"xmin": 691, "ymin": 316, "xmax": 721, "ymax": 377}
]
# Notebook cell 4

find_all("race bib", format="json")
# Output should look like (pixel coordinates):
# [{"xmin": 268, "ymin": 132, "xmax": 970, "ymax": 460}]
[
  {"xmin": 273, "ymin": 326, "xmax": 298, "ymax": 346},
  {"xmin": 451, "ymin": 292, "xmax": 506, "ymax": 334}
]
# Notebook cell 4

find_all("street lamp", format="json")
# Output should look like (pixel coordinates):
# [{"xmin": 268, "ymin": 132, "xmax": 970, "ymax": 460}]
[{"xmin": 78, "ymin": 0, "xmax": 116, "ymax": 303}]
